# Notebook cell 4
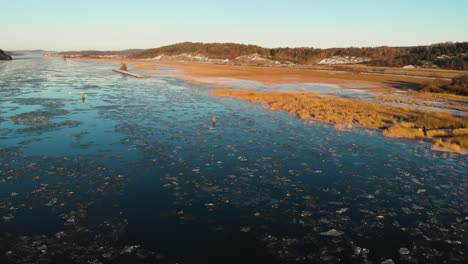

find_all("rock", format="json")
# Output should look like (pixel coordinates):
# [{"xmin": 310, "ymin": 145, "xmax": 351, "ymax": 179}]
[
  {"xmin": 0, "ymin": 49, "xmax": 13, "ymax": 60},
  {"xmin": 381, "ymin": 259, "xmax": 395, "ymax": 264}
]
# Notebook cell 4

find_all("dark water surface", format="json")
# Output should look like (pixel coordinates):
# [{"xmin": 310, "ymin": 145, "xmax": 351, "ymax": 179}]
[{"xmin": 0, "ymin": 55, "xmax": 466, "ymax": 263}]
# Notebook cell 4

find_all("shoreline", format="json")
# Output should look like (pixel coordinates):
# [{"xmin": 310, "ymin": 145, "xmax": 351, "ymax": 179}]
[
  {"xmin": 65, "ymin": 55, "xmax": 468, "ymax": 109},
  {"xmin": 210, "ymin": 90, "xmax": 467, "ymax": 154},
  {"xmin": 61, "ymin": 56, "xmax": 467, "ymax": 154},
  {"xmin": 62, "ymin": 56, "xmax": 439, "ymax": 93}
]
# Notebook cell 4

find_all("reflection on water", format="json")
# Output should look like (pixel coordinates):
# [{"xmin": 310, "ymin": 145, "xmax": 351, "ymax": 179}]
[{"xmin": 0, "ymin": 54, "xmax": 466, "ymax": 264}]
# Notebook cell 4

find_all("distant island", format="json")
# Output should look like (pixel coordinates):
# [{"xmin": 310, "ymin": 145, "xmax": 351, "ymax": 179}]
[{"xmin": 58, "ymin": 41, "xmax": 468, "ymax": 70}]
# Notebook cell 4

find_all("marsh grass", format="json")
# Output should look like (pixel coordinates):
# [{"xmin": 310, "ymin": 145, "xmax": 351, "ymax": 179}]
[
  {"xmin": 374, "ymin": 94, "xmax": 468, "ymax": 112},
  {"xmin": 212, "ymin": 89, "xmax": 468, "ymax": 153},
  {"xmin": 427, "ymin": 129, "xmax": 451, "ymax": 138},
  {"xmin": 453, "ymin": 128, "xmax": 468, "ymax": 136},
  {"xmin": 334, "ymin": 122, "xmax": 353, "ymax": 131},
  {"xmin": 413, "ymin": 113, "xmax": 467, "ymax": 129},
  {"xmin": 450, "ymin": 136, "xmax": 468, "ymax": 149},
  {"xmin": 383, "ymin": 124, "xmax": 424, "ymax": 138},
  {"xmin": 407, "ymin": 90, "xmax": 468, "ymax": 103},
  {"xmin": 432, "ymin": 137, "xmax": 468, "ymax": 154},
  {"xmin": 427, "ymin": 128, "xmax": 468, "ymax": 138},
  {"xmin": 421, "ymin": 76, "xmax": 468, "ymax": 96}
]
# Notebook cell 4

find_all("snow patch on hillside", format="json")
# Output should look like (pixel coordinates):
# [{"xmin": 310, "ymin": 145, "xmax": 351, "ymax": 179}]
[{"xmin": 318, "ymin": 56, "xmax": 370, "ymax": 65}]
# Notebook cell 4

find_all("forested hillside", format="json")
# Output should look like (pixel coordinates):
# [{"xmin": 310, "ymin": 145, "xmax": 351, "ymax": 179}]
[
  {"xmin": 131, "ymin": 42, "xmax": 468, "ymax": 70},
  {"xmin": 131, "ymin": 42, "xmax": 269, "ymax": 60}
]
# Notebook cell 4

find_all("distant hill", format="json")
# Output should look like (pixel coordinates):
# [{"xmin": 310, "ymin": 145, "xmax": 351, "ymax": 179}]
[
  {"xmin": 132, "ymin": 42, "xmax": 269, "ymax": 60},
  {"xmin": 131, "ymin": 42, "xmax": 468, "ymax": 70},
  {"xmin": 58, "ymin": 42, "xmax": 468, "ymax": 70}
]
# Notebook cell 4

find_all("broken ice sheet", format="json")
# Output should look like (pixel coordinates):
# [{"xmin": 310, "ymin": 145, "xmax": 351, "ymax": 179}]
[
  {"xmin": 11, "ymin": 110, "xmax": 67, "ymax": 126},
  {"xmin": 1, "ymin": 57, "xmax": 467, "ymax": 264}
]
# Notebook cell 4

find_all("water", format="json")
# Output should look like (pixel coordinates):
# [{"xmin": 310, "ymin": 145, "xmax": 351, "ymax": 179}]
[{"xmin": 0, "ymin": 54, "xmax": 466, "ymax": 263}]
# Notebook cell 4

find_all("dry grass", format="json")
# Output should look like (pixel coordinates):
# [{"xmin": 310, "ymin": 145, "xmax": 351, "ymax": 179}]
[
  {"xmin": 453, "ymin": 128, "xmax": 468, "ymax": 136},
  {"xmin": 383, "ymin": 124, "xmax": 424, "ymax": 138},
  {"xmin": 211, "ymin": 90, "xmax": 466, "ymax": 129},
  {"xmin": 374, "ymin": 94, "xmax": 468, "ymax": 112},
  {"xmin": 450, "ymin": 136, "xmax": 468, "ymax": 149},
  {"xmin": 407, "ymin": 91, "xmax": 468, "ymax": 103},
  {"xmin": 412, "ymin": 112, "xmax": 467, "ymax": 130},
  {"xmin": 211, "ymin": 89, "xmax": 468, "ymax": 153},
  {"xmin": 432, "ymin": 137, "xmax": 468, "ymax": 154},
  {"xmin": 163, "ymin": 62, "xmax": 446, "ymax": 87},
  {"xmin": 427, "ymin": 129, "xmax": 451, "ymax": 138},
  {"xmin": 421, "ymin": 80, "xmax": 466, "ymax": 96},
  {"xmin": 334, "ymin": 122, "xmax": 353, "ymax": 131},
  {"xmin": 381, "ymin": 69, "xmax": 462, "ymax": 79},
  {"xmin": 331, "ymin": 65, "xmax": 466, "ymax": 79},
  {"xmin": 427, "ymin": 128, "xmax": 468, "ymax": 138}
]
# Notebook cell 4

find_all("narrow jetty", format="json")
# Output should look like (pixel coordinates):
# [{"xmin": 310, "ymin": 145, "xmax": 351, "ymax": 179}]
[{"xmin": 112, "ymin": 69, "xmax": 148, "ymax": 78}]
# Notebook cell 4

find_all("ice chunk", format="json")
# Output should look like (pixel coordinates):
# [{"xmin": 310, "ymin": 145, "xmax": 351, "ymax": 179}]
[
  {"xmin": 121, "ymin": 245, "xmax": 140, "ymax": 255},
  {"xmin": 402, "ymin": 207, "xmax": 413, "ymax": 214},
  {"xmin": 353, "ymin": 246, "xmax": 362, "ymax": 255},
  {"xmin": 336, "ymin": 208, "xmax": 349, "ymax": 214},
  {"xmin": 399, "ymin": 248, "xmax": 410, "ymax": 255},
  {"xmin": 240, "ymin": 227, "xmax": 251, "ymax": 233},
  {"xmin": 301, "ymin": 211, "xmax": 312, "ymax": 217},
  {"xmin": 320, "ymin": 229, "xmax": 344, "ymax": 236}
]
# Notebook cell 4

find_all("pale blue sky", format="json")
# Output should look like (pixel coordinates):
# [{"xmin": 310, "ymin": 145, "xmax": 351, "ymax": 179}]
[{"xmin": 2, "ymin": 0, "xmax": 467, "ymax": 51}]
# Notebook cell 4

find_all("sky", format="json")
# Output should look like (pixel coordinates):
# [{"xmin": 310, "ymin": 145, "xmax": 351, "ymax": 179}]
[{"xmin": 1, "ymin": 0, "xmax": 468, "ymax": 51}]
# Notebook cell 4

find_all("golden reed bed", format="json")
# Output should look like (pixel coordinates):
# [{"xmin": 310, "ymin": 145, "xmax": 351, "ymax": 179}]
[{"xmin": 211, "ymin": 90, "xmax": 468, "ymax": 154}]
